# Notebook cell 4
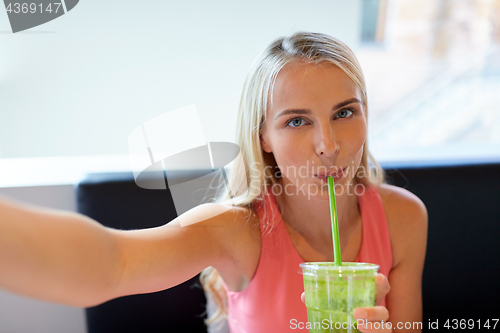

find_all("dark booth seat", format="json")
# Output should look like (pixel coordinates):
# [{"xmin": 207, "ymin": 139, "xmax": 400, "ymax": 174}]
[
  {"xmin": 76, "ymin": 160, "xmax": 500, "ymax": 332},
  {"xmin": 76, "ymin": 173, "xmax": 208, "ymax": 333},
  {"xmin": 382, "ymin": 160, "xmax": 500, "ymax": 325}
]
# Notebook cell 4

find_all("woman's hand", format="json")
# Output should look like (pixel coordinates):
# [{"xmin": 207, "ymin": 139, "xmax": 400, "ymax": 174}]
[
  {"xmin": 300, "ymin": 273, "xmax": 392, "ymax": 332},
  {"xmin": 353, "ymin": 273, "xmax": 391, "ymax": 332}
]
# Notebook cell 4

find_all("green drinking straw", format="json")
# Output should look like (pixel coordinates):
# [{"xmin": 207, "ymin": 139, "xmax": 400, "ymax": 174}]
[{"xmin": 327, "ymin": 176, "xmax": 342, "ymax": 266}]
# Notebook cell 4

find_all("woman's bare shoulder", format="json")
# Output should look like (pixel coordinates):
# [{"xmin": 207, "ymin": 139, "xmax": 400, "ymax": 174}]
[
  {"xmin": 375, "ymin": 183, "xmax": 427, "ymax": 220},
  {"xmin": 185, "ymin": 203, "xmax": 261, "ymax": 250},
  {"xmin": 374, "ymin": 183, "xmax": 428, "ymax": 268},
  {"xmin": 172, "ymin": 203, "xmax": 261, "ymax": 259},
  {"xmin": 216, "ymin": 204, "xmax": 260, "ymax": 243},
  {"xmin": 175, "ymin": 203, "xmax": 259, "ymax": 227}
]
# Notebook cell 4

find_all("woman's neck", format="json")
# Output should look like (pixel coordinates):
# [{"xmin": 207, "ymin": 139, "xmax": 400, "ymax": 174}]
[{"xmin": 275, "ymin": 178, "xmax": 361, "ymax": 253}]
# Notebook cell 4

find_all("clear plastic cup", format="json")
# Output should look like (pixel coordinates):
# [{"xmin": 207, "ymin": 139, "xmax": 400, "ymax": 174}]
[{"xmin": 300, "ymin": 262, "xmax": 379, "ymax": 333}]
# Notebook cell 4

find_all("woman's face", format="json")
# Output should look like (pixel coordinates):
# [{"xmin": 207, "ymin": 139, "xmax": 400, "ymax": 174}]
[{"xmin": 260, "ymin": 60, "xmax": 367, "ymax": 196}]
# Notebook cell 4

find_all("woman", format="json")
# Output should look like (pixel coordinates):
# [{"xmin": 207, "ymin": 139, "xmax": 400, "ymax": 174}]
[
  {"xmin": 0, "ymin": 32, "xmax": 427, "ymax": 332},
  {"xmin": 201, "ymin": 32, "xmax": 427, "ymax": 332}
]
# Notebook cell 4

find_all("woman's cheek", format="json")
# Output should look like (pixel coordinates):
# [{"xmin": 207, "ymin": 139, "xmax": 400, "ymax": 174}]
[
  {"xmin": 352, "ymin": 146, "xmax": 364, "ymax": 176},
  {"xmin": 344, "ymin": 126, "xmax": 366, "ymax": 179}
]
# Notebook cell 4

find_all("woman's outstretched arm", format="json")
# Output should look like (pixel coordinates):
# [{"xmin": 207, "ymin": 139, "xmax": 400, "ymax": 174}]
[
  {"xmin": 0, "ymin": 195, "xmax": 122, "ymax": 307},
  {"xmin": 0, "ymin": 195, "xmax": 236, "ymax": 308}
]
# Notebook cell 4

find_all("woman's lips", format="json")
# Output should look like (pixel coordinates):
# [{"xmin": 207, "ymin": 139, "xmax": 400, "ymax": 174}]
[{"xmin": 314, "ymin": 168, "xmax": 345, "ymax": 182}]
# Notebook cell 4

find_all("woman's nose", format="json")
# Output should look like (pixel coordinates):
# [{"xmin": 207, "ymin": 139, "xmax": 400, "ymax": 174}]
[{"xmin": 315, "ymin": 123, "xmax": 339, "ymax": 157}]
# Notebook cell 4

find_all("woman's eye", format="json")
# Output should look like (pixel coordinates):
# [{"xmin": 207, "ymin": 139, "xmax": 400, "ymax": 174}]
[
  {"xmin": 286, "ymin": 117, "xmax": 307, "ymax": 128},
  {"xmin": 335, "ymin": 109, "xmax": 354, "ymax": 119}
]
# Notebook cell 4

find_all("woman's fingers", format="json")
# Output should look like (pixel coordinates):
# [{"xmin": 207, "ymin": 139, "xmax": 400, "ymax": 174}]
[
  {"xmin": 374, "ymin": 273, "xmax": 390, "ymax": 306},
  {"xmin": 354, "ymin": 306, "xmax": 391, "ymax": 332},
  {"xmin": 354, "ymin": 306, "xmax": 389, "ymax": 322},
  {"xmin": 300, "ymin": 291, "xmax": 305, "ymax": 304}
]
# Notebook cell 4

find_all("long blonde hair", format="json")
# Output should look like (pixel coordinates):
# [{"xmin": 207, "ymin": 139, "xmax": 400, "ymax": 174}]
[{"xmin": 199, "ymin": 31, "xmax": 385, "ymax": 325}]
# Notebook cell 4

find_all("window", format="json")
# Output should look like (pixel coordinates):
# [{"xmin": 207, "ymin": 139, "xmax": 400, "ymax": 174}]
[
  {"xmin": 361, "ymin": 0, "xmax": 387, "ymax": 43},
  {"xmin": 357, "ymin": 0, "xmax": 500, "ymax": 161}
]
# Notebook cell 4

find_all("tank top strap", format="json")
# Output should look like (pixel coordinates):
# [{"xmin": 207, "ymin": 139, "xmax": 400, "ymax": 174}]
[
  {"xmin": 223, "ymin": 185, "xmax": 308, "ymax": 332},
  {"xmin": 253, "ymin": 185, "xmax": 282, "ymax": 232},
  {"xmin": 253, "ymin": 185, "xmax": 299, "ymax": 261},
  {"xmin": 357, "ymin": 184, "xmax": 393, "ymax": 279}
]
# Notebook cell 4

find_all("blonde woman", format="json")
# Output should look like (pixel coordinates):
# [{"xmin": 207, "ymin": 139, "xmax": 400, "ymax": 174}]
[{"xmin": 0, "ymin": 32, "xmax": 427, "ymax": 332}]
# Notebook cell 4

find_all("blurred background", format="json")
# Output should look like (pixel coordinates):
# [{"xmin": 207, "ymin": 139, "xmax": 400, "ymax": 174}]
[
  {"xmin": 360, "ymin": 0, "xmax": 500, "ymax": 161},
  {"xmin": 1, "ymin": 0, "xmax": 500, "ymax": 186},
  {"xmin": 1, "ymin": 0, "xmax": 499, "ymax": 332}
]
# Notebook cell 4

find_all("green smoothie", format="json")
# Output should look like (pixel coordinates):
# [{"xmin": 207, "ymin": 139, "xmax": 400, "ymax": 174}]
[{"xmin": 300, "ymin": 262, "xmax": 379, "ymax": 333}]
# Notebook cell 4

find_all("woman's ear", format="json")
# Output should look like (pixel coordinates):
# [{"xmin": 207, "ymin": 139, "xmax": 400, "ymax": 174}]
[{"xmin": 260, "ymin": 133, "xmax": 272, "ymax": 153}]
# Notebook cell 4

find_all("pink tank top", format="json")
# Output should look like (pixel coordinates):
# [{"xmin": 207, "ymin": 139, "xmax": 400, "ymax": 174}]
[{"xmin": 221, "ymin": 184, "xmax": 393, "ymax": 333}]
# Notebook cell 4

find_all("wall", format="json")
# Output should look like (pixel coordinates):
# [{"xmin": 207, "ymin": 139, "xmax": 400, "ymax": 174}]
[{"xmin": 0, "ymin": 0, "xmax": 361, "ymax": 159}]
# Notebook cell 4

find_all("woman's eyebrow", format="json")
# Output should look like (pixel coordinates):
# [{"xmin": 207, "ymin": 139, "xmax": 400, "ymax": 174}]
[
  {"xmin": 274, "ymin": 98, "xmax": 362, "ymax": 120},
  {"xmin": 333, "ymin": 98, "xmax": 362, "ymax": 110},
  {"xmin": 274, "ymin": 109, "xmax": 311, "ymax": 120}
]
